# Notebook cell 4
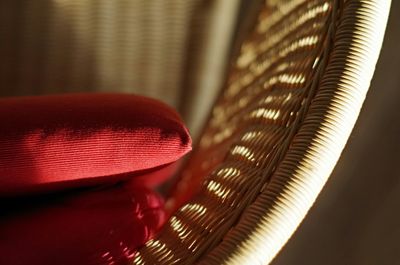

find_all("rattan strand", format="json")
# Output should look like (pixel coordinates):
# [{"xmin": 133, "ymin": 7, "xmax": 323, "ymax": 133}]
[{"xmin": 134, "ymin": 0, "xmax": 390, "ymax": 264}]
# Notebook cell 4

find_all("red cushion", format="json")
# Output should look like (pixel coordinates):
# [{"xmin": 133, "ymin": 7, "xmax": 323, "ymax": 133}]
[
  {"xmin": 0, "ymin": 184, "xmax": 166, "ymax": 265},
  {"xmin": 126, "ymin": 160, "xmax": 182, "ymax": 188},
  {"xmin": 0, "ymin": 93, "xmax": 191, "ymax": 196}
]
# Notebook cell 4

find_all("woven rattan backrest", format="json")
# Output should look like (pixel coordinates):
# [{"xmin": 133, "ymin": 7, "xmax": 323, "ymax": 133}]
[
  {"xmin": 134, "ymin": 0, "xmax": 390, "ymax": 264},
  {"xmin": 169, "ymin": 0, "xmax": 337, "ymax": 211}
]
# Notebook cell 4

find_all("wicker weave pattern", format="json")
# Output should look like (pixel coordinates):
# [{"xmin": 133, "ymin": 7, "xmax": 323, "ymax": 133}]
[
  {"xmin": 134, "ymin": 0, "xmax": 390, "ymax": 264},
  {"xmin": 136, "ymin": 0, "xmax": 333, "ymax": 263},
  {"xmin": 168, "ymin": 0, "xmax": 333, "ymax": 212}
]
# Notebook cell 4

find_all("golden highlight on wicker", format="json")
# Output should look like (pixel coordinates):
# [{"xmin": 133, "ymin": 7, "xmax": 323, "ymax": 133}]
[{"xmin": 133, "ymin": 0, "xmax": 391, "ymax": 264}]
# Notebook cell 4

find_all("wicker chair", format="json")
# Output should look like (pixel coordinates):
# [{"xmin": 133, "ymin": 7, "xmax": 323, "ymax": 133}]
[
  {"xmin": 0, "ymin": 0, "xmax": 390, "ymax": 264},
  {"xmin": 133, "ymin": 0, "xmax": 391, "ymax": 264}
]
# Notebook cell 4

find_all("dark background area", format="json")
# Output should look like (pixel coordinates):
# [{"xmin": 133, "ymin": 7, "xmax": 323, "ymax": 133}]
[{"xmin": 272, "ymin": 2, "xmax": 400, "ymax": 264}]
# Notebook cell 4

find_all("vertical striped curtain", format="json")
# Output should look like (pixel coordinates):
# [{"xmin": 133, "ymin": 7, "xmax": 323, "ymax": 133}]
[{"xmin": 0, "ymin": 0, "xmax": 239, "ymax": 136}]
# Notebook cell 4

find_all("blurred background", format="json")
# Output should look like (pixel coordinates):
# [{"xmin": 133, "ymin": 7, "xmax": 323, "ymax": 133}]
[
  {"xmin": 0, "ymin": 0, "xmax": 241, "ymax": 139},
  {"xmin": 0, "ymin": 1, "xmax": 399, "ymax": 263}
]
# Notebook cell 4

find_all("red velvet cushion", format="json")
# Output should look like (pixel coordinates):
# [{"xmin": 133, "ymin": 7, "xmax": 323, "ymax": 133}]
[
  {"xmin": 0, "ymin": 93, "xmax": 191, "ymax": 196},
  {"xmin": 128, "ymin": 160, "xmax": 181, "ymax": 188},
  {"xmin": 0, "ymin": 184, "xmax": 166, "ymax": 265}
]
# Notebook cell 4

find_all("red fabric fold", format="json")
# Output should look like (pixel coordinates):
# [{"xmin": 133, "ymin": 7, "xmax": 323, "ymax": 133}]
[{"xmin": 0, "ymin": 184, "xmax": 166, "ymax": 265}]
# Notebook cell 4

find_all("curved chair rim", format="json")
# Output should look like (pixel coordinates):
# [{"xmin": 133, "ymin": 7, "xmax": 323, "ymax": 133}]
[{"xmin": 134, "ymin": 1, "xmax": 391, "ymax": 264}]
